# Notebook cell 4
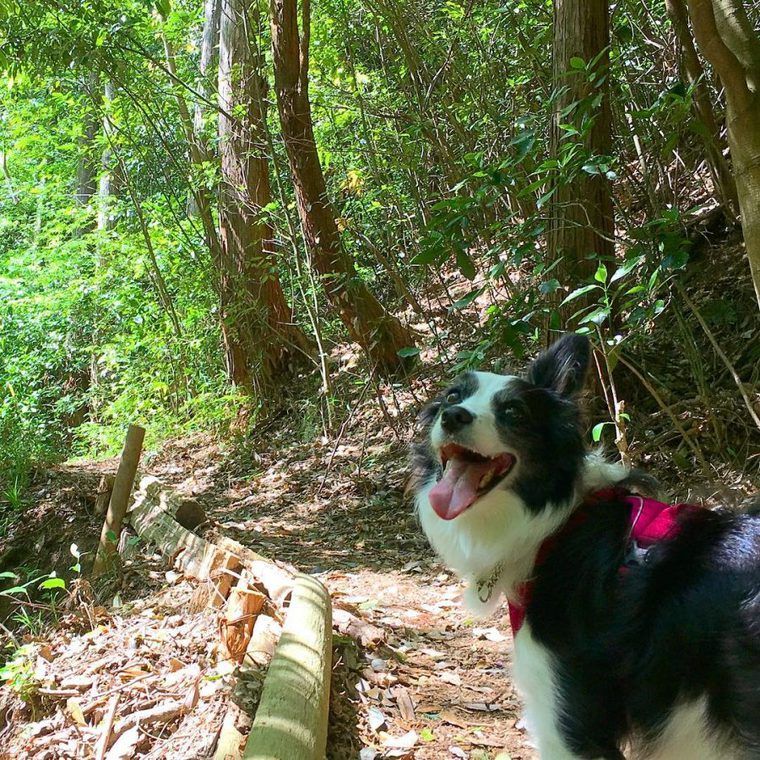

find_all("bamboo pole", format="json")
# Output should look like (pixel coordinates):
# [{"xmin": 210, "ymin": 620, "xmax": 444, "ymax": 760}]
[
  {"xmin": 243, "ymin": 575, "xmax": 332, "ymax": 760},
  {"xmin": 92, "ymin": 424, "xmax": 145, "ymax": 577}
]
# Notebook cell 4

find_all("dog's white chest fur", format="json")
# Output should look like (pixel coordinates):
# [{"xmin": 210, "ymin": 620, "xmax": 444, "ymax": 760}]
[{"xmin": 415, "ymin": 453, "xmax": 627, "ymax": 612}]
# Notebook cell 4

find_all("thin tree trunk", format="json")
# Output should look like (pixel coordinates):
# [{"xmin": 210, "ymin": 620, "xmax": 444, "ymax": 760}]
[
  {"xmin": 269, "ymin": 0, "xmax": 416, "ymax": 372},
  {"xmin": 665, "ymin": 0, "xmax": 739, "ymax": 217},
  {"xmin": 218, "ymin": 0, "xmax": 311, "ymax": 390},
  {"xmin": 195, "ymin": 0, "xmax": 222, "ymax": 138},
  {"xmin": 188, "ymin": 0, "xmax": 222, "ymax": 216},
  {"xmin": 76, "ymin": 70, "xmax": 100, "ymax": 210},
  {"xmin": 548, "ymin": 0, "xmax": 614, "ymax": 302},
  {"xmin": 97, "ymin": 81, "xmax": 117, "ymax": 232},
  {"xmin": 686, "ymin": 0, "xmax": 760, "ymax": 310}
]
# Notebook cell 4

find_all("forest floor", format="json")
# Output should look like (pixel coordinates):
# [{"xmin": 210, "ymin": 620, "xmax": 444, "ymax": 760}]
[{"xmin": 2, "ymin": 240, "xmax": 759, "ymax": 758}]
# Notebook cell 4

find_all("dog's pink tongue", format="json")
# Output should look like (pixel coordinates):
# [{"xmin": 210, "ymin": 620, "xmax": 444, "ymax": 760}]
[{"xmin": 429, "ymin": 458, "xmax": 491, "ymax": 520}]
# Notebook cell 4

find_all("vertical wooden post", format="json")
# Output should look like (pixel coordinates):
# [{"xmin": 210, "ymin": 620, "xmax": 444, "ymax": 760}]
[{"xmin": 92, "ymin": 424, "xmax": 146, "ymax": 577}]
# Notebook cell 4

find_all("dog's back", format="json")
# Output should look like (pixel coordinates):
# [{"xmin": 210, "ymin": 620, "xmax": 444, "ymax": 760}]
[{"xmin": 525, "ymin": 497, "xmax": 760, "ymax": 758}]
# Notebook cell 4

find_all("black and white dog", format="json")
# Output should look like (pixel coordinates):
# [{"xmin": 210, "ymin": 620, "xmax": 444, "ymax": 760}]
[{"xmin": 412, "ymin": 334, "xmax": 760, "ymax": 759}]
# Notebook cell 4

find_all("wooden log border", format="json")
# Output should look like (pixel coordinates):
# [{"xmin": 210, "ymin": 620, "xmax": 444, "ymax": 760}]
[{"xmin": 123, "ymin": 476, "xmax": 332, "ymax": 760}]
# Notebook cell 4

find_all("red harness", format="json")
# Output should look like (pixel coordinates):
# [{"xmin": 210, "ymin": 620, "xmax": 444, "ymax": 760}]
[{"xmin": 507, "ymin": 489, "xmax": 699, "ymax": 635}]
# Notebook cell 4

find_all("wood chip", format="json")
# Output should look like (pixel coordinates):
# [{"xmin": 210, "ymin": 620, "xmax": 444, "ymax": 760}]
[
  {"xmin": 94, "ymin": 694, "xmax": 120, "ymax": 760},
  {"xmin": 392, "ymin": 686, "xmax": 415, "ymax": 721},
  {"xmin": 111, "ymin": 699, "xmax": 185, "ymax": 739},
  {"xmin": 105, "ymin": 725, "xmax": 142, "ymax": 760}
]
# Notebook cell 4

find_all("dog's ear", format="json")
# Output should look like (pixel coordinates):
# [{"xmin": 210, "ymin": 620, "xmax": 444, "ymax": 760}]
[{"xmin": 527, "ymin": 333, "xmax": 590, "ymax": 396}]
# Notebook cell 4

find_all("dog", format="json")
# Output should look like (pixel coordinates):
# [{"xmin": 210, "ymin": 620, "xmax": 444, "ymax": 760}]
[{"xmin": 411, "ymin": 333, "xmax": 760, "ymax": 759}]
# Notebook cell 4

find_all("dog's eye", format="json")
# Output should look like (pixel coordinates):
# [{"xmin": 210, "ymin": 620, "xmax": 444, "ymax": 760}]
[{"xmin": 445, "ymin": 390, "xmax": 460, "ymax": 404}]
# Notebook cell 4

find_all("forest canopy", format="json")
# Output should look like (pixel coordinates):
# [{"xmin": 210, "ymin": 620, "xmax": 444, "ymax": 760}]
[{"xmin": 1, "ymin": 0, "xmax": 759, "ymax": 499}]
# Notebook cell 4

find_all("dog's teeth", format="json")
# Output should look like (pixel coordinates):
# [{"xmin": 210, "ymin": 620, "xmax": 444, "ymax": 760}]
[{"xmin": 479, "ymin": 471, "xmax": 494, "ymax": 489}]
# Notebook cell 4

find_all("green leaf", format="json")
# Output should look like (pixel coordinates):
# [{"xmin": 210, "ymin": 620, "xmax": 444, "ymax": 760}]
[
  {"xmin": 396, "ymin": 346, "xmax": 421, "ymax": 358},
  {"xmin": 1, "ymin": 586, "xmax": 29, "ymax": 596},
  {"xmin": 451, "ymin": 287, "xmax": 484, "ymax": 310},
  {"xmin": 39, "ymin": 577, "xmax": 66, "ymax": 590},
  {"xmin": 592, "ymin": 421, "xmax": 610, "ymax": 442},
  {"xmin": 155, "ymin": 0, "xmax": 171, "ymax": 18},
  {"xmin": 0, "ymin": 571, "xmax": 17, "ymax": 579},
  {"xmin": 455, "ymin": 248, "xmax": 477, "ymax": 280},
  {"xmin": 610, "ymin": 257, "xmax": 642, "ymax": 283},
  {"xmin": 412, "ymin": 246, "xmax": 443, "ymax": 266},
  {"xmin": 539, "ymin": 279, "xmax": 560, "ymax": 295},
  {"xmin": 579, "ymin": 306, "xmax": 610, "ymax": 326},
  {"xmin": 594, "ymin": 264, "xmax": 608, "ymax": 283},
  {"xmin": 420, "ymin": 727, "xmax": 435, "ymax": 742},
  {"xmin": 560, "ymin": 284, "xmax": 600, "ymax": 306},
  {"xmin": 106, "ymin": 530, "xmax": 117, "ymax": 542},
  {"xmin": 569, "ymin": 57, "xmax": 586, "ymax": 70}
]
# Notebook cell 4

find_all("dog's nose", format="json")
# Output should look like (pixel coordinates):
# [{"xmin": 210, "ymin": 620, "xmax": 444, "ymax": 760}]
[{"xmin": 441, "ymin": 405, "xmax": 474, "ymax": 433}]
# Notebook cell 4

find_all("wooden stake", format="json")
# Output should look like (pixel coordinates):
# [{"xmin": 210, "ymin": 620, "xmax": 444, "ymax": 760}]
[
  {"xmin": 94, "ymin": 475, "xmax": 115, "ymax": 516},
  {"xmin": 92, "ymin": 424, "xmax": 145, "ymax": 577}
]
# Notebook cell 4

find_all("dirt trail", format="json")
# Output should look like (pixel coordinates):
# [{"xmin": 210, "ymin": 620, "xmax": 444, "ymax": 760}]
[
  {"xmin": 148, "ymin": 427, "xmax": 535, "ymax": 760},
  {"xmin": 322, "ymin": 564, "xmax": 533, "ymax": 760}
]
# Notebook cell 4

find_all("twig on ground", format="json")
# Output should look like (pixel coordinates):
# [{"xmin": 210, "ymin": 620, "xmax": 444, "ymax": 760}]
[{"xmin": 94, "ymin": 693, "xmax": 120, "ymax": 760}]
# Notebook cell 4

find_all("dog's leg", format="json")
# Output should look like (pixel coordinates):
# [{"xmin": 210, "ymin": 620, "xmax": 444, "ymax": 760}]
[
  {"xmin": 641, "ymin": 697, "xmax": 741, "ymax": 760},
  {"xmin": 514, "ymin": 625, "xmax": 627, "ymax": 760},
  {"xmin": 513, "ymin": 626, "xmax": 589, "ymax": 760}
]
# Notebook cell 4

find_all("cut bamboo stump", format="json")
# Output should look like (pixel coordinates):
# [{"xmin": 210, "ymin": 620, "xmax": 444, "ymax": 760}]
[
  {"xmin": 92, "ymin": 424, "xmax": 145, "ymax": 577},
  {"xmin": 219, "ymin": 572, "xmax": 267, "ymax": 664},
  {"xmin": 243, "ymin": 574, "xmax": 332, "ymax": 760}
]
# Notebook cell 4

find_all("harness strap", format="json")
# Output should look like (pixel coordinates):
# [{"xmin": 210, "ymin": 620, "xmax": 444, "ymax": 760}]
[{"xmin": 502, "ymin": 490, "xmax": 698, "ymax": 636}]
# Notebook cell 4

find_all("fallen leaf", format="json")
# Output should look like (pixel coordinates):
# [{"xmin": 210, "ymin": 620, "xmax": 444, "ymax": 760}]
[
  {"xmin": 105, "ymin": 725, "xmax": 141, "ymax": 760},
  {"xmin": 367, "ymin": 706, "xmax": 387, "ymax": 732},
  {"xmin": 393, "ymin": 686, "xmax": 415, "ymax": 721},
  {"xmin": 473, "ymin": 626, "xmax": 508, "ymax": 643},
  {"xmin": 461, "ymin": 702, "xmax": 500, "ymax": 712},
  {"xmin": 383, "ymin": 730, "xmax": 418, "ymax": 749},
  {"xmin": 66, "ymin": 698, "xmax": 86, "ymax": 725},
  {"xmin": 449, "ymin": 748, "xmax": 467, "ymax": 759},
  {"xmin": 439, "ymin": 710, "xmax": 472, "ymax": 728},
  {"xmin": 439, "ymin": 671, "xmax": 462, "ymax": 686}
]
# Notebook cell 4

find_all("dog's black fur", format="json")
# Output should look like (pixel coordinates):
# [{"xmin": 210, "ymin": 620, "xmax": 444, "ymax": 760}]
[{"xmin": 412, "ymin": 334, "xmax": 760, "ymax": 758}]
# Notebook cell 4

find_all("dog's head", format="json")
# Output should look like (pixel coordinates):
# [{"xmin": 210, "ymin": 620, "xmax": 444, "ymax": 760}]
[{"xmin": 413, "ymin": 333, "xmax": 591, "ymax": 520}]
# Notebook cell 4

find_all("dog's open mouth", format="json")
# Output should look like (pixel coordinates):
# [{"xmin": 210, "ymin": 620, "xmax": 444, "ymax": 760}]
[{"xmin": 429, "ymin": 443, "xmax": 516, "ymax": 520}]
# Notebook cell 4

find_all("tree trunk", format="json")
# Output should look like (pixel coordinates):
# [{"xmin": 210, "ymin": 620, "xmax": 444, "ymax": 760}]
[
  {"xmin": 218, "ymin": 0, "xmax": 311, "ymax": 391},
  {"xmin": 269, "ymin": 0, "xmax": 416, "ymax": 372},
  {"xmin": 188, "ymin": 0, "xmax": 221, "ymax": 217},
  {"xmin": 665, "ymin": 0, "xmax": 739, "ymax": 217},
  {"xmin": 686, "ymin": 0, "xmax": 760, "ymax": 310},
  {"xmin": 97, "ymin": 80, "xmax": 117, "ymax": 232},
  {"xmin": 195, "ymin": 0, "xmax": 221, "ymax": 138},
  {"xmin": 75, "ymin": 70, "xmax": 100, "ymax": 209},
  {"xmin": 548, "ymin": 0, "xmax": 614, "ymax": 304}
]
